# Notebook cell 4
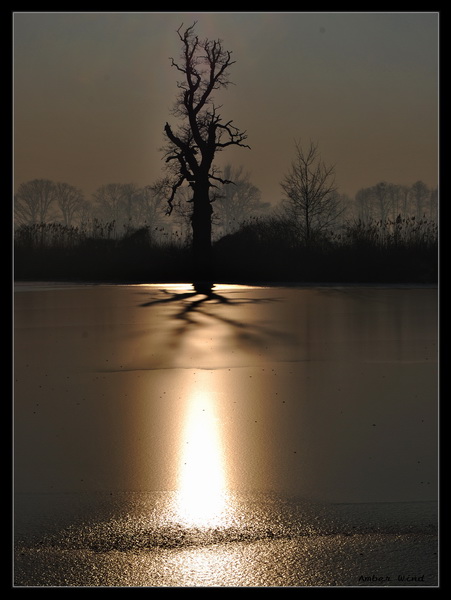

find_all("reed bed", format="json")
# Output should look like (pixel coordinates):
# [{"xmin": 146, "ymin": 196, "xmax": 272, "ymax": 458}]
[{"xmin": 14, "ymin": 216, "xmax": 438, "ymax": 284}]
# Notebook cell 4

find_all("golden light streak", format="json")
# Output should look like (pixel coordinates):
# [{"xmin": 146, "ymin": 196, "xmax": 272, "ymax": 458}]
[{"xmin": 173, "ymin": 372, "xmax": 231, "ymax": 528}]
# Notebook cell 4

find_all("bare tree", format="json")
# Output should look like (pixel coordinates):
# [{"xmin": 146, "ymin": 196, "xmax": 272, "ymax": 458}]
[
  {"xmin": 92, "ymin": 183, "xmax": 139, "ymax": 231},
  {"xmin": 213, "ymin": 164, "xmax": 269, "ymax": 236},
  {"xmin": 14, "ymin": 179, "xmax": 58, "ymax": 226},
  {"xmin": 163, "ymin": 22, "xmax": 250, "ymax": 283},
  {"xmin": 121, "ymin": 183, "xmax": 140, "ymax": 230},
  {"xmin": 374, "ymin": 182, "xmax": 392, "ymax": 223},
  {"xmin": 355, "ymin": 186, "xmax": 375, "ymax": 222},
  {"xmin": 409, "ymin": 180, "xmax": 430, "ymax": 219},
  {"xmin": 355, "ymin": 182, "xmax": 400, "ymax": 223},
  {"xmin": 78, "ymin": 199, "xmax": 95, "ymax": 226},
  {"xmin": 397, "ymin": 184, "xmax": 412, "ymax": 219},
  {"xmin": 93, "ymin": 183, "xmax": 123, "ymax": 226},
  {"xmin": 55, "ymin": 182, "xmax": 85, "ymax": 226},
  {"xmin": 280, "ymin": 140, "xmax": 343, "ymax": 242},
  {"xmin": 133, "ymin": 182, "xmax": 180, "ymax": 243},
  {"xmin": 134, "ymin": 184, "xmax": 166, "ymax": 229}
]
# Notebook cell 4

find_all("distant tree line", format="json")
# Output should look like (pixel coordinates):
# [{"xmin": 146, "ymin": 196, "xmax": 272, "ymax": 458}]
[
  {"xmin": 14, "ymin": 172, "xmax": 437, "ymax": 240},
  {"xmin": 14, "ymin": 164, "xmax": 270, "ymax": 245},
  {"xmin": 354, "ymin": 180, "xmax": 438, "ymax": 223},
  {"xmin": 14, "ymin": 140, "xmax": 438, "ymax": 284}
]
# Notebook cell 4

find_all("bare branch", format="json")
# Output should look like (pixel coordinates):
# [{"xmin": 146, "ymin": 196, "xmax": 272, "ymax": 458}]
[
  {"xmin": 166, "ymin": 175, "xmax": 186, "ymax": 215},
  {"xmin": 216, "ymin": 120, "xmax": 250, "ymax": 149},
  {"xmin": 208, "ymin": 173, "xmax": 235, "ymax": 187}
]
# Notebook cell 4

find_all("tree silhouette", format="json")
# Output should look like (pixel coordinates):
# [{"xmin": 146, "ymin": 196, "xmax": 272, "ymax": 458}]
[
  {"xmin": 354, "ymin": 181, "xmax": 438, "ymax": 223},
  {"xmin": 281, "ymin": 140, "xmax": 343, "ymax": 243},
  {"xmin": 213, "ymin": 164, "xmax": 269, "ymax": 236},
  {"xmin": 163, "ymin": 23, "xmax": 250, "ymax": 285},
  {"xmin": 93, "ymin": 183, "xmax": 139, "ymax": 230},
  {"xmin": 14, "ymin": 179, "xmax": 58, "ymax": 225},
  {"xmin": 409, "ymin": 180, "xmax": 430, "ymax": 220},
  {"xmin": 55, "ymin": 182, "xmax": 85, "ymax": 226}
]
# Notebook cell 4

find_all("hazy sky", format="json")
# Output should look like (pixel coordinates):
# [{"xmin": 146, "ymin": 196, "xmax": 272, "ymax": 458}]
[{"xmin": 13, "ymin": 11, "xmax": 439, "ymax": 205}]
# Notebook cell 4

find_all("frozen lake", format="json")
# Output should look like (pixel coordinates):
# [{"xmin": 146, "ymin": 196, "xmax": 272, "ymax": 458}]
[{"xmin": 13, "ymin": 283, "xmax": 439, "ymax": 587}]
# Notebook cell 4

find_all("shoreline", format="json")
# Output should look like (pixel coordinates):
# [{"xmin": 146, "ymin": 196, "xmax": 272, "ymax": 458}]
[{"xmin": 13, "ymin": 279, "xmax": 439, "ymax": 290}]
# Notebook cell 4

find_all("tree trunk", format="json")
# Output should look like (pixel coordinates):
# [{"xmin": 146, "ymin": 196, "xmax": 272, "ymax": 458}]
[{"xmin": 191, "ymin": 181, "xmax": 213, "ymax": 287}]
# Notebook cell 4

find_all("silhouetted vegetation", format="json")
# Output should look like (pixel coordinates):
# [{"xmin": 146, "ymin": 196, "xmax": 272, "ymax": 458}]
[
  {"xmin": 162, "ymin": 22, "xmax": 250, "ymax": 283},
  {"xmin": 213, "ymin": 214, "xmax": 437, "ymax": 284},
  {"xmin": 14, "ymin": 221, "xmax": 191, "ymax": 283},
  {"xmin": 13, "ymin": 19, "xmax": 438, "ymax": 288},
  {"xmin": 14, "ymin": 213, "xmax": 437, "ymax": 284},
  {"xmin": 281, "ymin": 140, "xmax": 344, "ymax": 242}
]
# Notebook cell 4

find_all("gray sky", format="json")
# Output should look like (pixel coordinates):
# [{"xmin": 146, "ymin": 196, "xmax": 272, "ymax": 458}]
[{"xmin": 13, "ymin": 11, "xmax": 439, "ymax": 205}]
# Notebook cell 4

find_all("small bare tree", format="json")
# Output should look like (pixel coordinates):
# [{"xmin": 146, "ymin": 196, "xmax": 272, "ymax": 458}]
[
  {"xmin": 281, "ymin": 140, "xmax": 343, "ymax": 242},
  {"xmin": 163, "ymin": 22, "xmax": 250, "ymax": 283}
]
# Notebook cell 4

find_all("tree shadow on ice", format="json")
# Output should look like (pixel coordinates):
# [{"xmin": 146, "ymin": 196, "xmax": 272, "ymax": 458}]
[{"xmin": 138, "ymin": 281, "xmax": 296, "ymax": 359}]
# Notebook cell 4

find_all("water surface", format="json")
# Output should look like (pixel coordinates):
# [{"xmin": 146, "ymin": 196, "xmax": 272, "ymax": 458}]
[{"xmin": 13, "ymin": 283, "xmax": 438, "ymax": 586}]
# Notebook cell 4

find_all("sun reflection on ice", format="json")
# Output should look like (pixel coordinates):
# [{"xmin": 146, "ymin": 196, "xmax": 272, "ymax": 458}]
[{"xmin": 173, "ymin": 371, "xmax": 233, "ymax": 529}]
